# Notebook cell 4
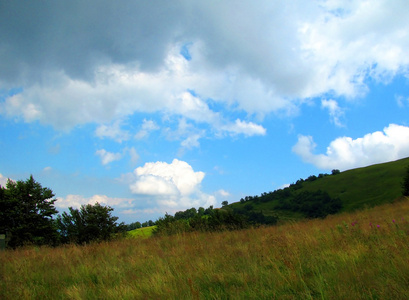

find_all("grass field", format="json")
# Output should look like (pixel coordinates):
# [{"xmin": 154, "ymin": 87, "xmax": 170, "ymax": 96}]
[
  {"xmin": 1, "ymin": 197, "xmax": 409, "ymax": 299},
  {"xmin": 127, "ymin": 226, "xmax": 156, "ymax": 239}
]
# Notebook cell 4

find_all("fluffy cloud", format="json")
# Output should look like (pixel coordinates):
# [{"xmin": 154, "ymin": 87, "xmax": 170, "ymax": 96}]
[
  {"xmin": 96, "ymin": 149, "xmax": 122, "ymax": 165},
  {"xmin": 129, "ymin": 159, "xmax": 216, "ymax": 212},
  {"xmin": 55, "ymin": 194, "xmax": 135, "ymax": 209},
  {"xmin": 1, "ymin": 1, "xmax": 408, "ymax": 133},
  {"xmin": 292, "ymin": 124, "xmax": 409, "ymax": 170}
]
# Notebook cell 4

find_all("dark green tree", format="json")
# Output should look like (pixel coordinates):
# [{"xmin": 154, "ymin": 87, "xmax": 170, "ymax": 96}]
[
  {"xmin": 127, "ymin": 221, "xmax": 142, "ymax": 230},
  {"xmin": 221, "ymin": 200, "xmax": 229, "ymax": 207},
  {"xmin": 0, "ymin": 175, "xmax": 59, "ymax": 248},
  {"xmin": 56, "ymin": 202, "xmax": 126, "ymax": 244},
  {"xmin": 402, "ymin": 165, "xmax": 409, "ymax": 196},
  {"xmin": 331, "ymin": 169, "xmax": 341, "ymax": 175}
]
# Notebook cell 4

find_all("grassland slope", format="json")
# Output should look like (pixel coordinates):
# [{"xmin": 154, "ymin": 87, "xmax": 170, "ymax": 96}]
[{"xmin": 230, "ymin": 157, "xmax": 409, "ymax": 220}]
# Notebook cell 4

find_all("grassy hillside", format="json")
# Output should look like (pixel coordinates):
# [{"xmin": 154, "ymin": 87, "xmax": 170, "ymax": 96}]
[
  {"xmin": 127, "ymin": 226, "xmax": 156, "ymax": 239},
  {"xmin": 1, "ymin": 198, "xmax": 409, "ymax": 299},
  {"xmin": 300, "ymin": 157, "xmax": 409, "ymax": 211},
  {"xmin": 230, "ymin": 157, "xmax": 409, "ymax": 220}
]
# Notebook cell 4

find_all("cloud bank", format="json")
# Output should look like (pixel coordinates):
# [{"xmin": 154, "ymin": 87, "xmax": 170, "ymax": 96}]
[
  {"xmin": 293, "ymin": 124, "xmax": 409, "ymax": 170},
  {"xmin": 1, "ymin": 0, "xmax": 408, "ymax": 135}
]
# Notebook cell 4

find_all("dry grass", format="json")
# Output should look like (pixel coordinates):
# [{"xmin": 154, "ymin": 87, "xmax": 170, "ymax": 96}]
[{"xmin": 1, "ymin": 198, "xmax": 409, "ymax": 299}]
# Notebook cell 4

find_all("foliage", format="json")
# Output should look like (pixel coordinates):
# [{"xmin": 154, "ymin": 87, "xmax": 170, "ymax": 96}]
[
  {"xmin": 276, "ymin": 190, "xmax": 342, "ymax": 218},
  {"xmin": 331, "ymin": 169, "xmax": 341, "ymax": 175},
  {"xmin": 127, "ymin": 221, "xmax": 142, "ymax": 231},
  {"xmin": 0, "ymin": 175, "xmax": 59, "ymax": 248},
  {"xmin": 153, "ymin": 207, "xmax": 251, "ymax": 236},
  {"xmin": 56, "ymin": 203, "xmax": 126, "ymax": 244},
  {"xmin": 402, "ymin": 164, "xmax": 409, "ymax": 196}
]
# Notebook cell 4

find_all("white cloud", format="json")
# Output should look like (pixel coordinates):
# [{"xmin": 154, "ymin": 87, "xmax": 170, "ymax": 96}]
[
  {"xmin": 222, "ymin": 119, "xmax": 267, "ymax": 137},
  {"xmin": 292, "ymin": 124, "xmax": 409, "ymax": 170},
  {"xmin": 95, "ymin": 120, "xmax": 130, "ymax": 143},
  {"xmin": 95, "ymin": 149, "xmax": 122, "ymax": 165},
  {"xmin": 181, "ymin": 134, "xmax": 202, "ymax": 149},
  {"xmin": 217, "ymin": 189, "xmax": 231, "ymax": 197},
  {"xmin": 321, "ymin": 99, "xmax": 345, "ymax": 127},
  {"xmin": 1, "ymin": 1, "xmax": 408, "ymax": 134},
  {"xmin": 55, "ymin": 194, "xmax": 135, "ymax": 209},
  {"xmin": 43, "ymin": 166, "xmax": 52, "ymax": 172},
  {"xmin": 129, "ymin": 159, "xmax": 216, "ymax": 212},
  {"xmin": 134, "ymin": 119, "xmax": 160, "ymax": 139}
]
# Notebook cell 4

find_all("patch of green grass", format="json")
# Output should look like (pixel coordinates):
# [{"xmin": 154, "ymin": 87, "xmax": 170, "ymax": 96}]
[{"xmin": 127, "ymin": 226, "xmax": 156, "ymax": 238}]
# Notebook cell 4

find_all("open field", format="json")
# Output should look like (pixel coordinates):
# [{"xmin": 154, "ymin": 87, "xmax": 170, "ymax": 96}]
[
  {"xmin": 127, "ymin": 226, "xmax": 156, "ymax": 239},
  {"xmin": 1, "ymin": 197, "xmax": 409, "ymax": 299}
]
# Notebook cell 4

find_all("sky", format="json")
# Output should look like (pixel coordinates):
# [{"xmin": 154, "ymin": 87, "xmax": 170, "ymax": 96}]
[{"xmin": 1, "ymin": 0, "xmax": 409, "ymax": 224}]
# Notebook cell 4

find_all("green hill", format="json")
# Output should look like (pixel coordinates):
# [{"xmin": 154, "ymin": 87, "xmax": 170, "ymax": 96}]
[{"xmin": 229, "ymin": 157, "xmax": 409, "ymax": 220}]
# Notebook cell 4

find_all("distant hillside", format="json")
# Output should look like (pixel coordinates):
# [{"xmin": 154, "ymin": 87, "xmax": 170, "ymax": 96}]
[{"xmin": 229, "ymin": 157, "xmax": 409, "ymax": 221}]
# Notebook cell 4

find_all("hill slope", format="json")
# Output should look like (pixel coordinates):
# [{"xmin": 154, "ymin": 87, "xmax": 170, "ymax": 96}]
[{"xmin": 230, "ymin": 157, "xmax": 409, "ymax": 220}]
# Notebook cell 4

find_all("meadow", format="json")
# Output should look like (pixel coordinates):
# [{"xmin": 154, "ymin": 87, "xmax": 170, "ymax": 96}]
[{"xmin": 1, "ymin": 197, "xmax": 409, "ymax": 299}]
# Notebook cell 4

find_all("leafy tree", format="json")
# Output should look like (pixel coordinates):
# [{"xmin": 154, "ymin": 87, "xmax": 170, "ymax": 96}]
[
  {"xmin": 331, "ymin": 169, "xmax": 341, "ymax": 175},
  {"xmin": 402, "ymin": 165, "xmax": 409, "ymax": 196},
  {"xmin": 0, "ymin": 176, "xmax": 59, "ymax": 248},
  {"xmin": 221, "ymin": 200, "xmax": 229, "ymax": 207},
  {"xmin": 127, "ymin": 221, "xmax": 142, "ymax": 231},
  {"xmin": 56, "ymin": 202, "xmax": 126, "ymax": 244},
  {"xmin": 198, "ymin": 207, "xmax": 205, "ymax": 216}
]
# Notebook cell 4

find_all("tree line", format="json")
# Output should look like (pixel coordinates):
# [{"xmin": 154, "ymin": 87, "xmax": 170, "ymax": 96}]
[
  {"xmin": 0, "ymin": 176, "xmax": 126, "ymax": 249},
  {"xmin": 2, "ymin": 165, "xmax": 408, "ymax": 247}
]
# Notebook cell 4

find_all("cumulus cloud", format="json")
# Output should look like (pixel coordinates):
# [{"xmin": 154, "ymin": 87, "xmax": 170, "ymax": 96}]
[
  {"xmin": 55, "ymin": 194, "xmax": 135, "ymax": 209},
  {"xmin": 96, "ymin": 149, "xmax": 122, "ymax": 165},
  {"xmin": 292, "ymin": 124, "xmax": 409, "ymax": 170},
  {"xmin": 129, "ymin": 159, "xmax": 216, "ymax": 212},
  {"xmin": 1, "ymin": 1, "xmax": 408, "ymax": 134},
  {"xmin": 321, "ymin": 99, "xmax": 345, "ymax": 127}
]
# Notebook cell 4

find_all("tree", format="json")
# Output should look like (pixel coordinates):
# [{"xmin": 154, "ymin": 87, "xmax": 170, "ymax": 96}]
[
  {"xmin": 221, "ymin": 201, "xmax": 229, "ymax": 207},
  {"xmin": 331, "ymin": 169, "xmax": 341, "ymax": 175},
  {"xmin": 56, "ymin": 202, "xmax": 126, "ymax": 244},
  {"xmin": 0, "ymin": 175, "xmax": 59, "ymax": 248},
  {"xmin": 402, "ymin": 165, "xmax": 409, "ymax": 196},
  {"xmin": 127, "ymin": 221, "xmax": 142, "ymax": 231}
]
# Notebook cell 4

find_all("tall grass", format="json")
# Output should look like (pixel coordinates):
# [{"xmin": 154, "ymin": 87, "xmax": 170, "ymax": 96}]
[{"xmin": 1, "ymin": 198, "xmax": 409, "ymax": 299}]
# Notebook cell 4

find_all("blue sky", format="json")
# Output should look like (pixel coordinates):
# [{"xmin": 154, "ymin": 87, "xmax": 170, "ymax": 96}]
[{"xmin": 1, "ymin": 1, "xmax": 409, "ymax": 223}]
